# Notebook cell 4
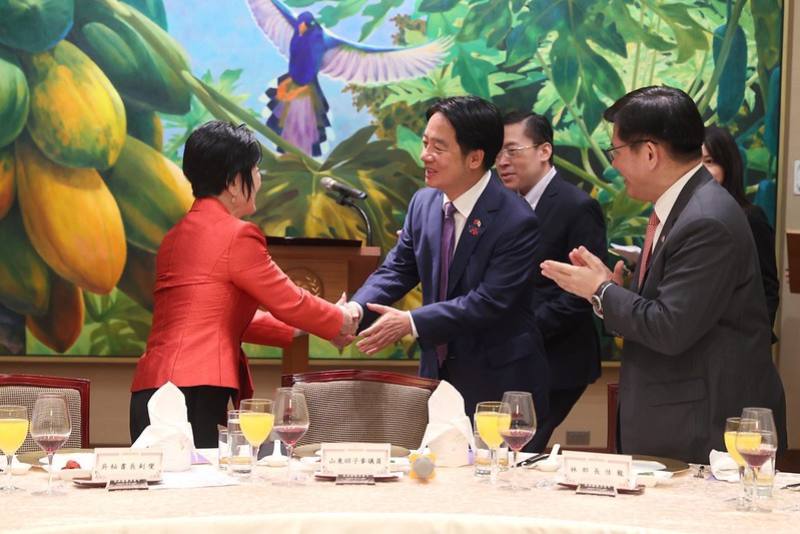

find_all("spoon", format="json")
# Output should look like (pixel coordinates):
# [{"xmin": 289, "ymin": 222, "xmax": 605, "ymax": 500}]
[
  {"xmin": 261, "ymin": 439, "xmax": 289, "ymax": 467},
  {"xmin": 536, "ymin": 443, "xmax": 561, "ymax": 471}
]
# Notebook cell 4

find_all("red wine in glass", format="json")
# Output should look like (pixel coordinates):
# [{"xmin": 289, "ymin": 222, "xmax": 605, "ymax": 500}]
[
  {"xmin": 500, "ymin": 428, "xmax": 534, "ymax": 451},
  {"xmin": 33, "ymin": 434, "xmax": 69, "ymax": 454},
  {"xmin": 740, "ymin": 447, "xmax": 776, "ymax": 468},
  {"xmin": 274, "ymin": 424, "xmax": 308, "ymax": 447}
]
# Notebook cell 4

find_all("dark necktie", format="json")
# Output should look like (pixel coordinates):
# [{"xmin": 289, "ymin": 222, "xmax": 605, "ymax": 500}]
[
  {"xmin": 638, "ymin": 211, "xmax": 660, "ymax": 286},
  {"xmin": 436, "ymin": 201, "xmax": 457, "ymax": 365}
]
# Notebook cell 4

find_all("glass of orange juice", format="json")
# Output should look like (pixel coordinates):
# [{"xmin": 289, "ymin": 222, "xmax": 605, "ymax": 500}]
[
  {"xmin": 0, "ymin": 405, "xmax": 28, "ymax": 493},
  {"xmin": 474, "ymin": 401, "xmax": 510, "ymax": 486},
  {"xmin": 724, "ymin": 417, "xmax": 749, "ymax": 509},
  {"xmin": 239, "ymin": 399, "xmax": 274, "ymax": 480}
]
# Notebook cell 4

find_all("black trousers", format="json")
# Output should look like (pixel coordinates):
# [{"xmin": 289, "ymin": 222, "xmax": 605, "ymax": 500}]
[
  {"xmin": 130, "ymin": 386, "xmax": 235, "ymax": 448},
  {"xmin": 528, "ymin": 385, "xmax": 587, "ymax": 452}
]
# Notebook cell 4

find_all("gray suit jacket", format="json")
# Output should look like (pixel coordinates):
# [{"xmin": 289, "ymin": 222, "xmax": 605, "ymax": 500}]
[{"xmin": 602, "ymin": 167, "xmax": 786, "ymax": 463}]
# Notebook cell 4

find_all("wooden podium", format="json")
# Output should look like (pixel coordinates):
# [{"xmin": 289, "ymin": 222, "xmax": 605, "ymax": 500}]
[{"xmin": 266, "ymin": 236, "xmax": 381, "ymax": 374}]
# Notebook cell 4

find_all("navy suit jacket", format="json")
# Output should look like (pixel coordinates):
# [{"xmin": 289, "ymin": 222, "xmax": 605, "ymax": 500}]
[
  {"xmin": 352, "ymin": 174, "xmax": 549, "ymax": 419},
  {"xmin": 532, "ymin": 172, "xmax": 607, "ymax": 390}
]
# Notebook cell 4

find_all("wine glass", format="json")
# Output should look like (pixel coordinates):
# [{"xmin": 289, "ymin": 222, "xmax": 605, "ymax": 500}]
[
  {"xmin": 500, "ymin": 392, "xmax": 536, "ymax": 491},
  {"xmin": 736, "ymin": 407, "xmax": 778, "ymax": 512},
  {"xmin": 30, "ymin": 393, "xmax": 71, "ymax": 496},
  {"xmin": 272, "ymin": 388, "xmax": 309, "ymax": 486},
  {"xmin": 724, "ymin": 417, "xmax": 748, "ymax": 509},
  {"xmin": 239, "ymin": 398, "xmax": 274, "ymax": 478},
  {"xmin": 474, "ymin": 401, "xmax": 511, "ymax": 486},
  {"xmin": 0, "ymin": 405, "xmax": 28, "ymax": 493}
]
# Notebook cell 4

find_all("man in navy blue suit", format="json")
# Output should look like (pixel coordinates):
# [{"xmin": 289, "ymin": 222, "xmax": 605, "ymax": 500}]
[
  {"xmin": 497, "ymin": 112, "xmax": 607, "ymax": 451},
  {"xmin": 345, "ymin": 96, "xmax": 549, "ymax": 420}
]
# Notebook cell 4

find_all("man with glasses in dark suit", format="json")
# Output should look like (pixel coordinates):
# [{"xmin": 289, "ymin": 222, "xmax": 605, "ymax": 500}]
[{"xmin": 497, "ymin": 111, "xmax": 607, "ymax": 452}]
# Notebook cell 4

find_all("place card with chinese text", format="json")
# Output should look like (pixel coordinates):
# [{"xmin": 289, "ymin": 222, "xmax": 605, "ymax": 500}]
[
  {"xmin": 319, "ymin": 442, "xmax": 391, "ymax": 476},
  {"xmin": 92, "ymin": 448, "xmax": 163, "ymax": 482},
  {"xmin": 561, "ymin": 451, "xmax": 634, "ymax": 490}
]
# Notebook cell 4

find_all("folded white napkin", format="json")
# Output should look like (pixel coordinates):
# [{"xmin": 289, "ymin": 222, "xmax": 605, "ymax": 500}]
[
  {"xmin": 417, "ymin": 381, "xmax": 474, "ymax": 467},
  {"xmin": 132, "ymin": 382, "xmax": 194, "ymax": 472},
  {"xmin": 710, "ymin": 449, "xmax": 740, "ymax": 482}
]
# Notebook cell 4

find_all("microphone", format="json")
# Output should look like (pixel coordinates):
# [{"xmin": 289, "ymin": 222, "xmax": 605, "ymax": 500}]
[{"xmin": 320, "ymin": 177, "xmax": 367, "ymax": 200}]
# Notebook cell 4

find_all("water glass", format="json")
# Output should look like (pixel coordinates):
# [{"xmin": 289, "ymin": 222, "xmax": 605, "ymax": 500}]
[
  {"xmin": 736, "ymin": 407, "xmax": 778, "ymax": 512},
  {"xmin": 473, "ymin": 430, "xmax": 491, "ymax": 477},
  {"xmin": 217, "ymin": 427, "xmax": 228, "ymax": 470},
  {"xmin": 227, "ymin": 431, "xmax": 253, "ymax": 477}
]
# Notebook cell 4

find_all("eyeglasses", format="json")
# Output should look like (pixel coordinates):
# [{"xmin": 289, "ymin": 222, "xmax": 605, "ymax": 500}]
[
  {"xmin": 604, "ymin": 139, "xmax": 657, "ymax": 161},
  {"xmin": 496, "ymin": 144, "xmax": 542, "ymax": 160}
]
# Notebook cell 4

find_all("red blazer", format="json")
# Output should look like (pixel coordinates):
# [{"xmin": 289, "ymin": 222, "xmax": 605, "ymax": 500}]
[{"xmin": 131, "ymin": 198, "xmax": 343, "ymax": 400}]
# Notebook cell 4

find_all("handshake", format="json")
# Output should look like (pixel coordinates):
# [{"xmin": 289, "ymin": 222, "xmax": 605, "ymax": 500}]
[{"xmin": 331, "ymin": 293, "xmax": 413, "ymax": 354}]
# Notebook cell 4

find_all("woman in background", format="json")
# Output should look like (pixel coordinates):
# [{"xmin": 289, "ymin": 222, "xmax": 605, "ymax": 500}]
[
  {"xmin": 130, "ymin": 120, "xmax": 356, "ymax": 446},
  {"xmin": 703, "ymin": 125, "xmax": 779, "ymax": 339}
]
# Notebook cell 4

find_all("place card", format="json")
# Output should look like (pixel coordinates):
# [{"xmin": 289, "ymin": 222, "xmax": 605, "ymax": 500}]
[
  {"xmin": 92, "ymin": 448, "xmax": 163, "ymax": 483},
  {"xmin": 561, "ymin": 451, "xmax": 634, "ymax": 490},
  {"xmin": 319, "ymin": 442, "xmax": 391, "ymax": 476}
]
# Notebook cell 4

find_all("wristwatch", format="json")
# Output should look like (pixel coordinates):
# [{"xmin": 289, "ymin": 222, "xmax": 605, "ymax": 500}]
[{"xmin": 591, "ymin": 280, "xmax": 615, "ymax": 317}]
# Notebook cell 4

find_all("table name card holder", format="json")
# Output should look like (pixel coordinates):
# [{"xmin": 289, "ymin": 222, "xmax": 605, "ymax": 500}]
[
  {"xmin": 560, "ymin": 451, "xmax": 636, "ymax": 497},
  {"xmin": 93, "ymin": 448, "xmax": 164, "ymax": 491},
  {"xmin": 319, "ymin": 443, "xmax": 391, "ymax": 484}
]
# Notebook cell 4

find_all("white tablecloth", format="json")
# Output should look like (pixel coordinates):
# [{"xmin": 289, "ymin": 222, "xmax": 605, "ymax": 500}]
[{"xmin": 4, "ymin": 452, "xmax": 798, "ymax": 534}]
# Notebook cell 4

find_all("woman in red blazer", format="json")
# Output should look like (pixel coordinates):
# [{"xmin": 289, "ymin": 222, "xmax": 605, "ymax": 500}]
[{"xmin": 130, "ymin": 121, "xmax": 355, "ymax": 446}]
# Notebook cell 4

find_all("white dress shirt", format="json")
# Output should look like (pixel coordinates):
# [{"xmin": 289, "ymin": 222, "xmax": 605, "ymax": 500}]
[
  {"xmin": 522, "ymin": 166, "xmax": 557, "ymax": 210},
  {"xmin": 651, "ymin": 163, "xmax": 703, "ymax": 251}
]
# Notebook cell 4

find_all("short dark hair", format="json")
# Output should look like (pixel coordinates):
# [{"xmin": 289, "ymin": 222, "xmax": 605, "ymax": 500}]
[
  {"xmin": 426, "ymin": 96, "xmax": 503, "ymax": 171},
  {"xmin": 503, "ymin": 110, "xmax": 554, "ymax": 164},
  {"xmin": 183, "ymin": 120, "xmax": 261, "ymax": 199},
  {"xmin": 603, "ymin": 86, "xmax": 703, "ymax": 162},
  {"xmin": 704, "ymin": 125, "xmax": 750, "ymax": 207}
]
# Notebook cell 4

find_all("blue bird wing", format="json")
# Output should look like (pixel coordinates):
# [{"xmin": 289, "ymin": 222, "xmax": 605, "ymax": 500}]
[
  {"xmin": 246, "ymin": 0, "xmax": 297, "ymax": 58},
  {"xmin": 319, "ymin": 35, "xmax": 453, "ymax": 85}
]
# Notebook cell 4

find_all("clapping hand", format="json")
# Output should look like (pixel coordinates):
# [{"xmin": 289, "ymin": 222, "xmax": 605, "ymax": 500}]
[
  {"xmin": 541, "ymin": 246, "xmax": 622, "ymax": 300},
  {"xmin": 356, "ymin": 303, "xmax": 412, "ymax": 355}
]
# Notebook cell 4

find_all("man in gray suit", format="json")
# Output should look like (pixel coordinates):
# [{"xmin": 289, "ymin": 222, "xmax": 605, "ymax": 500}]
[{"xmin": 541, "ymin": 86, "xmax": 786, "ymax": 463}]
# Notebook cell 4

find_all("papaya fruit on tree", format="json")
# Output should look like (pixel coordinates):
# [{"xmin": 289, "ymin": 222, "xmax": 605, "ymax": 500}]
[
  {"xmin": 26, "ymin": 273, "xmax": 84, "ymax": 353},
  {"xmin": 0, "ymin": 47, "xmax": 29, "ymax": 149}
]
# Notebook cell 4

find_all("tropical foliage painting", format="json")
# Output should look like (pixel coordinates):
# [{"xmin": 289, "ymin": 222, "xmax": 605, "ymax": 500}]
[{"xmin": 0, "ymin": 0, "xmax": 783, "ymax": 359}]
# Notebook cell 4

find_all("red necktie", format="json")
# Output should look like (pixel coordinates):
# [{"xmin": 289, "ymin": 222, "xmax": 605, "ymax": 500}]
[{"xmin": 638, "ymin": 211, "xmax": 660, "ymax": 286}]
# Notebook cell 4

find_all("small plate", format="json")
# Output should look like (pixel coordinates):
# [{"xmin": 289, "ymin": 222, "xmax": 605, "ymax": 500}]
[
  {"xmin": 632, "ymin": 454, "xmax": 689, "ymax": 474},
  {"xmin": 294, "ymin": 443, "xmax": 410, "ymax": 458},
  {"xmin": 314, "ymin": 471, "xmax": 400, "ymax": 481},
  {"xmin": 18, "ymin": 448, "xmax": 93, "ymax": 468}
]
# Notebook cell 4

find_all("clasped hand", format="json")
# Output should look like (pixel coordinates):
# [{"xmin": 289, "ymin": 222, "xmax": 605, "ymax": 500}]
[{"xmin": 540, "ymin": 246, "xmax": 625, "ymax": 300}]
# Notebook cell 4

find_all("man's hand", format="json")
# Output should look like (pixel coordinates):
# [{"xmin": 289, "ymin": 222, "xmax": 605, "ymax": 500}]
[
  {"xmin": 336, "ymin": 292, "xmax": 361, "ymax": 336},
  {"xmin": 356, "ymin": 303, "xmax": 412, "ymax": 355},
  {"xmin": 541, "ymin": 246, "xmax": 613, "ymax": 300}
]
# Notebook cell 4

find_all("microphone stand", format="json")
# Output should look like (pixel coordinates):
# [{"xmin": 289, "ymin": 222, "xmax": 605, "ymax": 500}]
[{"xmin": 335, "ymin": 194, "xmax": 373, "ymax": 246}]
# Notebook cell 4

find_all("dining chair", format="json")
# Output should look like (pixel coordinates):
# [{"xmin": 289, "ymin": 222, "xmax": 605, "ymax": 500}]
[
  {"xmin": 281, "ymin": 369, "xmax": 439, "ymax": 450},
  {"xmin": 0, "ymin": 374, "xmax": 90, "ymax": 452}
]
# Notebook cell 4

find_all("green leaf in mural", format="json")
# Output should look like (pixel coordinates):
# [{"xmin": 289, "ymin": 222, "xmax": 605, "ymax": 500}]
[
  {"xmin": 646, "ymin": 1, "xmax": 708, "ymax": 63},
  {"xmin": 453, "ymin": 47, "xmax": 494, "ymax": 99},
  {"xmin": 320, "ymin": 126, "xmax": 376, "ymax": 172},
  {"xmin": 419, "ymin": 0, "xmax": 461, "ymax": 13},
  {"xmin": 582, "ymin": 15, "xmax": 627, "ymax": 58},
  {"xmin": 360, "ymin": 0, "xmax": 404, "ymax": 41},
  {"xmin": 610, "ymin": 0, "xmax": 673, "ymax": 52},
  {"xmin": 750, "ymin": 0, "xmax": 782, "ymax": 73},
  {"xmin": 713, "ymin": 24, "xmax": 747, "ymax": 124},
  {"xmin": 504, "ymin": 23, "xmax": 542, "ymax": 67},
  {"xmin": 396, "ymin": 125, "xmax": 423, "ymax": 167},
  {"xmin": 550, "ymin": 34, "xmax": 579, "ymax": 104},
  {"xmin": 460, "ymin": 1, "xmax": 512, "ymax": 49},
  {"xmin": 319, "ymin": 0, "xmax": 367, "ymax": 28},
  {"xmin": 579, "ymin": 43, "xmax": 626, "ymax": 101}
]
